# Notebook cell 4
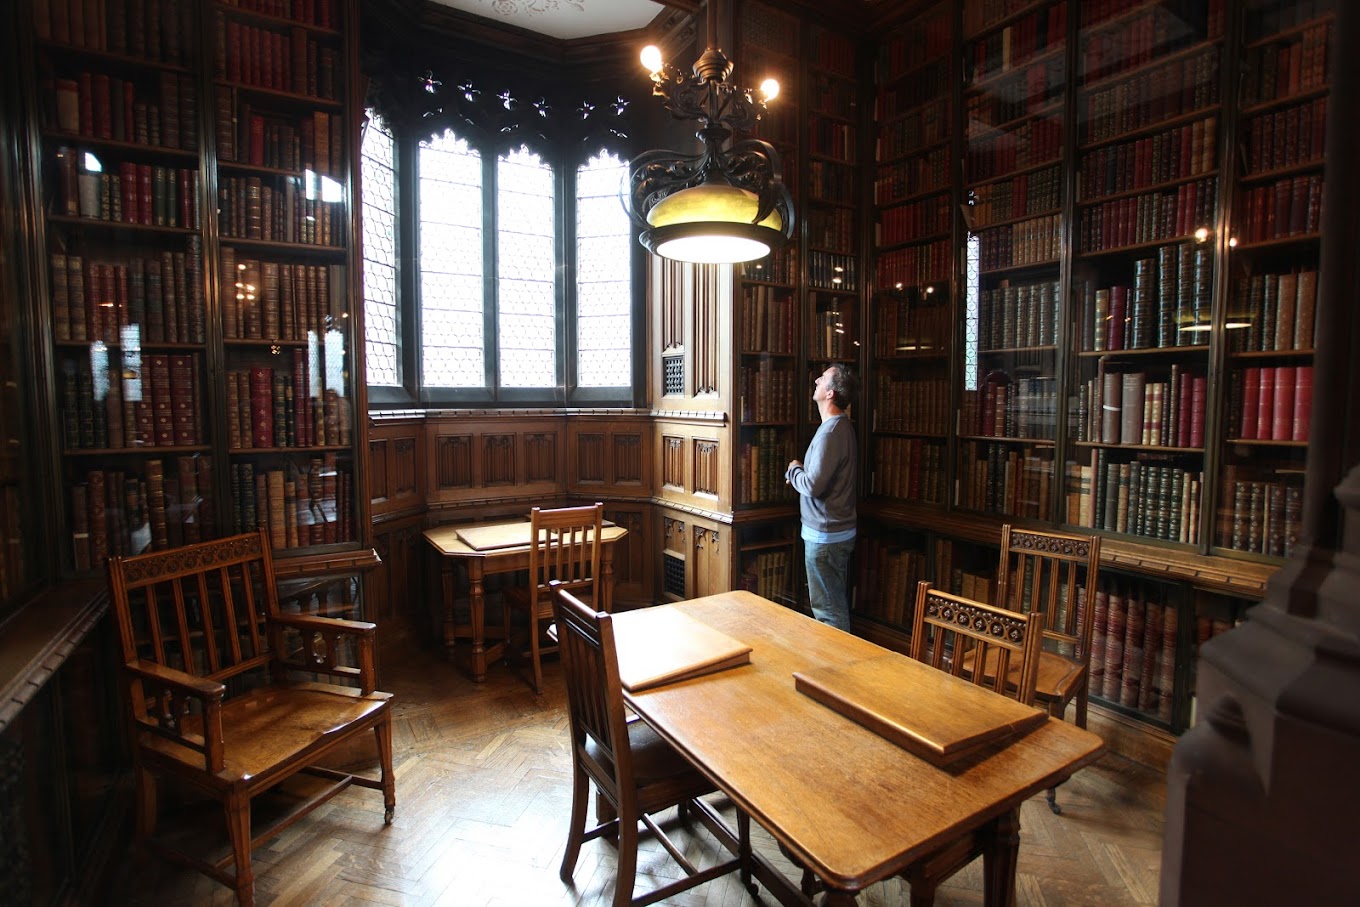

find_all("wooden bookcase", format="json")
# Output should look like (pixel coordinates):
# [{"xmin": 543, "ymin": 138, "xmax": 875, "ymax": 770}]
[{"xmin": 20, "ymin": 0, "xmax": 367, "ymax": 577}]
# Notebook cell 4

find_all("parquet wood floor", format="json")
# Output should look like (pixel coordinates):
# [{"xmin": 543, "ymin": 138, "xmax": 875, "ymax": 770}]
[{"xmin": 111, "ymin": 618, "xmax": 1167, "ymax": 906}]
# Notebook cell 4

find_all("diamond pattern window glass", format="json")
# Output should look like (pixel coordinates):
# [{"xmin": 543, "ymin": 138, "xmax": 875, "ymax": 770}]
[
  {"xmin": 360, "ymin": 113, "xmax": 399, "ymax": 387},
  {"xmin": 420, "ymin": 130, "xmax": 485, "ymax": 387},
  {"xmin": 497, "ymin": 146, "xmax": 556, "ymax": 388},
  {"xmin": 575, "ymin": 151, "xmax": 631, "ymax": 388}
]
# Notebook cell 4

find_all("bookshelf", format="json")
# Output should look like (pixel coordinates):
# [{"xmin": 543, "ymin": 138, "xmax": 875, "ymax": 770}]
[{"xmin": 23, "ymin": 0, "xmax": 364, "ymax": 576}]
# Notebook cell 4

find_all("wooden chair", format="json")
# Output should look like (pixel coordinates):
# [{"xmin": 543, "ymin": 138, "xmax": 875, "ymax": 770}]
[
  {"xmin": 900, "ymin": 582, "xmax": 1043, "ymax": 907},
  {"xmin": 502, "ymin": 502, "xmax": 604, "ymax": 694},
  {"xmin": 994, "ymin": 524, "xmax": 1101, "ymax": 813},
  {"xmin": 552, "ymin": 582, "xmax": 753, "ymax": 907},
  {"xmin": 107, "ymin": 530, "xmax": 396, "ymax": 906}
]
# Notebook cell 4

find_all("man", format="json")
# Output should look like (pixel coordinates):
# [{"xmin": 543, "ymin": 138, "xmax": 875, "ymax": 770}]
[{"xmin": 785, "ymin": 364, "xmax": 858, "ymax": 631}]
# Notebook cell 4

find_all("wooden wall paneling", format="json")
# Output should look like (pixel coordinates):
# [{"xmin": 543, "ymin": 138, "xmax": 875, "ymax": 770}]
[
  {"xmin": 602, "ymin": 503, "xmax": 651, "ymax": 607},
  {"xmin": 564, "ymin": 414, "xmax": 652, "ymax": 495},
  {"xmin": 661, "ymin": 432, "xmax": 688, "ymax": 492},
  {"xmin": 660, "ymin": 510, "xmax": 688, "ymax": 602},
  {"xmin": 690, "ymin": 516, "xmax": 730, "ymax": 600},
  {"xmin": 424, "ymin": 414, "xmax": 564, "ymax": 508},
  {"xmin": 370, "ymin": 516, "xmax": 424, "ymax": 624},
  {"xmin": 611, "ymin": 431, "xmax": 646, "ymax": 487},
  {"xmin": 369, "ymin": 415, "xmax": 426, "ymax": 518},
  {"xmin": 694, "ymin": 438, "xmax": 722, "ymax": 500},
  {"xmin": 693, "ymin": 262, "xmax": 728, "ymax": 400}
]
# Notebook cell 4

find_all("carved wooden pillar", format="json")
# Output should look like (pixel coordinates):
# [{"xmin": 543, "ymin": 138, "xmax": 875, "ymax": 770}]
[{"xmin": 1161, "ymin": 5, "xmax": 1360, "ymax": 902}]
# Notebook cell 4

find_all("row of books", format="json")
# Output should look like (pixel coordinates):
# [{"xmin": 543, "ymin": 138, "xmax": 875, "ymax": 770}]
[
  {"xmin": 873, "ymin": 147, "xmax": 948, "ymax": 205},
  {"xmin": 220, "ymin": 252, "xmax": 338, "ymax": 341},
  {"xmin": 215, "ymin": 16, "xmax": 340, "ymax": 102},
  {"xmin": 61, "ymin": 352, "xmax": 202, "ymax": 450},
  {"xmin": 71, "ymin": 456, "xmax": 213, "ymax": 571},
  {"xmin": 1075, "ymin": 368, "xmax": 1208, "ymax": 448},
  {"xmin": 226, "ymin": 364, "xmax": 351, "ymax": 450},
  {"xmin": 964, "ymin": 0, "xmax": 1046, "ymax": 39},
  {"xmin": 1237, "ymin": 173, "xmax": 1323, "ymax": 243},
  {"xmin": 220, "ymin": 0, "xmax": 341, "ymax": 29},
  {"xmin": 810, "ymin": 25, "xmax": 855, "ymax": 77},
  {"xmin": 1067, "ymin": 452, "xmax": 1202, "ymax": 543},
  {"xmin": 1080, "ymin": 3, "xmax": 1220, "ymax": 86},
  {"xmin": 970, "ymin": 163, "xmax": 1063, "ymax": 230},
  {"xmin": 966, "ymin": 1, "xmax": 1066, "ymax": 84},
  {"xmin": 1226, "ymin": 268, "xmax": 1318, "ymax": 353},
  {"xmin": 1082, "ymin": 48, "xmax": 1220, "ymax": 145},
  {"xmin": 810, "ymin": 73, "xmax": 857, "ymax": 120},
  {"xmin": 808, "ymin": 206, "xmax": 855, "ymax": 253},
  {"xmin": 964, "ymin": 56, "xmax": 1065, "ymax": 132},
  {"xmin": 958, "ymin": 441, "xmax": 1055, "ymax": 521},
  {"xmin": 962, "ymin": 376, "xmax": 1058, "ymax": 441},
  {"xmin": 1241, "ymin": 19, "xmax": 1331, "ymax": 106},
  {"xmin": 1228, "ymin": 365, "xmax": 1313, "ymax": 443},
  {"xmin": 876, "ymin": 238, "xmax": 951, "ymax": 288},
  {"xmin": 740, "ymin": 247, "xmax": 798, "ymax": 286},
  {"xmin": 809, "ymin": 160, "xmax": 855, "ymax": 204},
  {"xmin": 47, "ymin": 70, "xmax": 197, "ymax": 152},
  {"xmin": 218, "ymin": 175, "xmax": 342, "ymax": 246},
  {"xmin": 738, "ymin": 361, "xmax": 796, "ymax": 425},
  {"xmin": 738, "ymin": 549, "xmax": 792, "ymax": 604},
  {"xmin": 977, "ymin": 212, "xmax": 1061, "ymax": 270},
  {"xmin": 978, "ymin": 277, "xmax": 1059, "ymax": 350},
  {"xmin": 875, "ymin": 60, "xmax": 949, "ymax": 122},
  {"xmin": 738, "ymin": 428, "xmax": 795, "ymax": 505},
  {"xmin": 34, "ymin": 0, "xmax": 194, "ymax": 64},
  {"xmin": 873, "ymin": 375, "xmax": 949, "ymax": 435},
  {"xmin": 228, "ymin": 458, "xmax": 353, "ymax": 549},
  {"xmin": 855, "ymin": 536, "xmax": 925, "ymax": 627},
  {"xmin": 873, "ymin": 296, "xmax": 948, "ymax": 357},
  {"xmin": 1077, "ymin": 243, "xmax": 1213, "ymax": 352},
  {"xmin": 738, "ymin": 284, "xmax": 794, "ymax": 354},
  {"xmin": 965, "ymin": 115, "xmax": 1060, "ymax": 184},
  {"xmin": 869, "ymin": 436, "xmax": 946, "ymax": 503},
  {"xmin": 218, "ymin": 95, "xmax": 343, "ymax": 178},
  {"xmin": 1081, "ymin": 0, "xmax": 1222, "ymax": 33},
  {"xmin": 932, "ymin": 536, "xmax": 994, "ymax": 603},
  {"xmin": 1078, "ymin": 116, "xmax": 1218, "ymax": 202},
  {"xmin": 807, "ymin": 252, "xmax": 859, "ymax": 291},
  {"xmin": 1079, "ymin": 177, "xmax": 1217, "ymax": 253},
  {"xmin": 1242, "ymin": 97, "xmax": 1327, "ymax": 176},
  {"xmin": 875, "ymin": 12, "xmax": 950, "ymax": 82},
  {"xmin": 875, "ymin": 102, "xmax": 948, "ymax": 163},
  {"xmin": 877, "ymin": 193, "xmax": 950, "ymax": 247},
  {"xmin": 55, "ymin": 150, "xmax": 202, "ymax": 229},
  {"xmin": 1088, "ymin": 580, "xmax": 1177, "ymax": 721},
  {"xmin": 50, "ymin": 247, "xmax": 205, "ymax": 345},
  {"xmin": 811, "ymin": 305, "xmax": 855, "ymax": 359},
  {"xmin": 808, "ymin": 117, "xmax": 855, "ymax": 162},
  {"xmin": 1216, "ymin": 470, "xmax": 1302, "ymax": 556}
]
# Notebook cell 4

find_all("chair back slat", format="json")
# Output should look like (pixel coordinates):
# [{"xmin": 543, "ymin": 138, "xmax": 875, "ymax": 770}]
[
  {"xmin": 530, "ymin": 503, "xmax": 604, "ymax": 605},
  {"xmin": 909, "ymin": 582, "xmax": 1043, "ymax": 705},
  {"xmin": 997, "ymin": 526, "xmax": 1101, "ymax": 661},
  {"xmin": 552, "ymin": 581, "xmax": 630, "ymax": 804},
  {"xmin": 108, "ymin": 531, "xmax": 282, "ymax": 684}
]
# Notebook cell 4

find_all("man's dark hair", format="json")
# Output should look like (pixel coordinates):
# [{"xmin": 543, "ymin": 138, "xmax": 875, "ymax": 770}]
[{"xmin": 827, "ymin": 364, "xmax": 858, "ymax": 410}]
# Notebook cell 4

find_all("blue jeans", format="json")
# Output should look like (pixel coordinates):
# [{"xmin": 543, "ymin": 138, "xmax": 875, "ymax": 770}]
[{"xmin": 804, "ymin": 538, "xmax": 854, "ymax": 632}]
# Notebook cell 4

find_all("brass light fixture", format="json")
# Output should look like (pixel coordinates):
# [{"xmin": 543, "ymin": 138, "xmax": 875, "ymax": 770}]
[{"xmin": 624, "ymin": 0, "xmax": 795, "ymax": 264}]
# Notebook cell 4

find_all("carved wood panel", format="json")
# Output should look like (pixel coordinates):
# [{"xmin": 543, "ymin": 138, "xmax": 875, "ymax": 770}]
[
  {"xmin": 369, "ymin": 438, "xmax": 391, "ymax": 503},
  {"xmin": 394, "ymin": 438, "xmax": 417, "ymax": 499},
  {"xmin": 612, "ymin": 433, "xmax": 643, "ymax": 485},
  {"xmin": 694, "ymin": 262, "xmax": 720, "ymax": 396},
  {"xmin": 577, "ymin": 433, "xmax": 606, "ymax": 483},
  {"xmin": 659, "ymin": 256, "xmax": 685, "ymax": 354},
  {"xmin": 525, "ymin": 432, "xmax": 557, "ymax": 484},
  {"xmin": 603, "ymin": 504, "xmax": 649, "ymax": 605},
  {"xmin": 436, "ymin": 435, "xmax": 473, "ymax": 490},
  {"xmin": 483, "ymin": 435, "xmax": 515, "ymax": 485},
  {"xmin": 662, "ymin": 436, "xmax": 685, "ymax": 491},
  {"xmin": 694, "ymin": 439, "xmax": 719, "ymax": 498}
]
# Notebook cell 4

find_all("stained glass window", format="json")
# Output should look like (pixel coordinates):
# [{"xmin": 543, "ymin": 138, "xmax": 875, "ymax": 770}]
[
  {"xmin": 360, "ymin": 113, "xmax": 399, "ymax": 387},
  {"xmin": 419, "ymin": 130, "xmax": 485, "ymax": 387},
  {"xmin": 497, "ymin": 146, "xmax": 556, "ymax": 388},
  {"xmin": 575, "ymin": 151, "xmax": 632, "ymax": 388}
]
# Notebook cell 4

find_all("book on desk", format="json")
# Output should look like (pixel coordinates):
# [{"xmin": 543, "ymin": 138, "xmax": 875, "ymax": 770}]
[{"xmin": 611, "ymin": 607, "xmax": 753, "ymax": 692}]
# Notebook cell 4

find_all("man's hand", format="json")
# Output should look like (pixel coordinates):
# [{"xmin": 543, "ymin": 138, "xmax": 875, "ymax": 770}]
[{"xmin": 787, "ymin": 459, "xmax": 801, "ymax": 473}]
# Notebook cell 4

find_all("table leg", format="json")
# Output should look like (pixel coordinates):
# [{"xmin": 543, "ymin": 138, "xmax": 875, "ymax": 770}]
[
  {"xmin": 439, "ymin": 556, "xmax": 457, "ymax": 659},
  {"xmin": 468, "ymin": 561, "xmax": 487, "ymax": 682},
  {"xmin": 982, "ymin": 807, "xmax": 1021, "ymax": 907},
  {"xmin": 601, "ymin": 545, "xmax": 616, "ymax": 613}
]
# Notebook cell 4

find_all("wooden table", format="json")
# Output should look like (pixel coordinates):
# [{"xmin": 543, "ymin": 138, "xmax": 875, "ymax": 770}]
[
  {"xmin": 423, "ymin": 520, "xmax": 627, "ymax": 681},
  {"xmin": 614, "ymin": 591, "xmax": 1106, "ymax": 906}
]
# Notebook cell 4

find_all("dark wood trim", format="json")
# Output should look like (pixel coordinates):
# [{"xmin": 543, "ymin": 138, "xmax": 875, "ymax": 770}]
[{"xmin": 0, "ymin": 579, "xmax": 106, "ymax": 732}]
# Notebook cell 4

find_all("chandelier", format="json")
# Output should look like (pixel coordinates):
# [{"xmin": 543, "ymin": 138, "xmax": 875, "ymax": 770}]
[{"xmin": 624, "ymin": 2, "xmax": 795, "ymax": 264}]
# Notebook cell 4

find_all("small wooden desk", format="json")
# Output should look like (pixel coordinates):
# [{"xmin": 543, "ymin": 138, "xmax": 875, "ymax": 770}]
[
  {"xmin": 614, "ymin": 591, "xmax": 1105, "ymax": 906},
  {"xmin": 423, "ymin": 520, "xmax": 627, "ymax": 681}
]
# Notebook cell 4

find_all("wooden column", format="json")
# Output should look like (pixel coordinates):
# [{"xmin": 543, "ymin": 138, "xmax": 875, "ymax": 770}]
[{"xmin": 1161, "ymin": 3, "xmax": 1360, "ymax": 902}]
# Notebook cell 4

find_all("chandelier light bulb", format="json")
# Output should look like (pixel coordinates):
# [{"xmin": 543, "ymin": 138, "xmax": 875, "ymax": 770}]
[
  {"xmin": 640, "ymin": 45, "xmax": 664, "ymax": 75},
  {"xmin": 760, "ymin": 78, "xmax": 780, "ymax": 102}
]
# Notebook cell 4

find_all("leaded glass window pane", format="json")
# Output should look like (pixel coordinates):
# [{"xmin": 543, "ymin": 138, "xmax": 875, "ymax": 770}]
[
  {"xmin": 575, "ymin": 151, "xmax": 631, "ymax": 388},
  {"xmin": 420, "ymin": 130, "xmax": 484, "ymax": 387},
  {"xmin": 497, "ymin": 146, "xmax": 556, "ymax": 388},
  {"xmin": 360, "ymin": 113, "xmax": 399, "ymax": 387}
]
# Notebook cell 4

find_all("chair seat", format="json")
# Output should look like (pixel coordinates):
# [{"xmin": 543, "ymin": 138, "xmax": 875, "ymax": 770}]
[
  {"xmin": 142, "ymin": 682, "xmax": 392, "ymax": 785},
  {"xmin": 585, "ymin": 716, "xmax": 708, "ymax": 788},
  {"xmin": 960, "ymin": 649, "xmax": 1085, "ymax": 705}
]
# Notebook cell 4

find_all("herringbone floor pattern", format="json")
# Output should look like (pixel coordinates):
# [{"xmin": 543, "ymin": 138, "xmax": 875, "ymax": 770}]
[{"xmin": 112, "ymin": 619, "xmax": 1167, "ymax": 906}]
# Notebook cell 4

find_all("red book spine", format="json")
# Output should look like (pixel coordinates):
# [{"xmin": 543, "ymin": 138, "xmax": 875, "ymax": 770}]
[
  {"xmin": 169, "ymin": 354, "xmax": 196, "ymax": 445},
  {"xmin": 1293, "ymin": 365, "xmax": 1313, "ymax": 442},
  {"xmin": 249, "ymin": 366, "xmax": 275, "ymax": 448},
  {"xmin": 1271, "ymin": 365, "xmax": 1295, "ymax": 441},
  {"xmin": 1241, "ymin": 367, "xmax": 1260, "ymax": 440},
  {"xmin": 150, "ymin": 354, "xmax": 174, "ymax": 447},
  {"xmin": 1256, "ymin": 366, "xmax": 1275, "ymax": 440},
  {"xmin": 1107, "ymin": 287, "xmax": 1127, "ymax": 351},
  {"xmin": 1190, "ymin": 375, "xmax": 1207, "ymax": 449}
]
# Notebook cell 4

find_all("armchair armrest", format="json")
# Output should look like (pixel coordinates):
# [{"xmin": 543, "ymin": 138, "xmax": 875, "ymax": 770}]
[
  {"xmin": 268, "ymin": 613, "xmax": 380, "ymax": 694},
  {"xmin": 271, "ymin": 612, "xmax": 377, "ymax": 637},
  {"xmin": 124, "ymin": 659, "xmax": 228, "ymax": 773}
]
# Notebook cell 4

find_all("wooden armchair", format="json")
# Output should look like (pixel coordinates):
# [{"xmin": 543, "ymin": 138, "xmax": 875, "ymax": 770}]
[
  {"xmin": 902, "ymin": 582, "xmax": 1042, "ymax": 907},
  {"xmin": 107, "ymin": 530, "xmax": 395, "ymax": 906},
  {"xmin": 502, "ymin": 502, "xmax": 603, "ymax": 694},
  {"xmin": 995, "ymin": 524, "xmax": 1101, "ymax": 813},
  {"xmin": 552, "ymin": 582, "xmax": 753, "ymax": 907}
]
